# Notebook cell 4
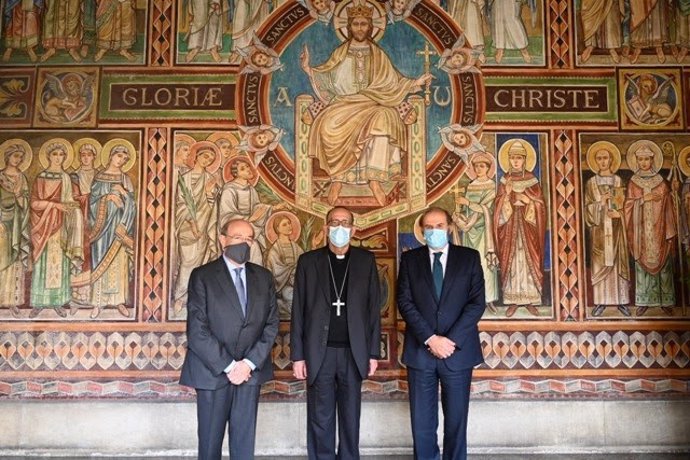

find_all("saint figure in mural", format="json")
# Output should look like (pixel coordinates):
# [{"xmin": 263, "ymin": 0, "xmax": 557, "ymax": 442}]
[
  {"xmin": 29, "ymin": 140, "xmax": 84, "ymax": 318},
  {"xmin": 672, "ymin": 0, "xmax": 690, "ymax": 62},
  {"xmin": 451, "ymin": 152, "xmax": 499, "ymax": 313},
  {"xmin": 173, "ymin": 141, "xmax": 220, "ymax": 315},
  {"xmin": 185, "ymin": 0, "xmax": 225, "ymax": 63},
  {"xmin": 678, "ymin": 147, "xmax": 690, "ymax": 253},
  {"xmin": 300, "ymin": 1, "xmax": 432, "ymax": 206},
  {"xmin": 579, "ymin": 0, "xmax": 624, "ymax": 63},
  {"xmin": 0, "ymin": 142, "xmax": 31, "ymax": 317},
  {"xmin": 69, "ymin": 139, "xmax": 102, "ymax": 308},
  {"xmin": 449, "ymin": 0, "xmax": 486, "ymax": 63},
  {"xmin": 490, "ymin": 0, "xmax": 533, "ymax": 63},
  {"xmin": 231, "ymin": 0, "xmax": 270, "ymax": 63},
  {"xmin": 624, "ymin": 141, "xmax": 676, "ymax": 316},
  {"xmin": 94, "ymin": 0, "xmax": 137, "ymax": 62},
  {"xmin": 40, "ymin": 0, "xmax": 83, "ymax": 62},
  {"xmin": 89, "ymin": 143, "xmax": 136, "ymax": 319},
  {"xmin": 174, "ymin": 137, "xmax": 193, "ymax": 175},
  {"xmin": 81, "ymin": 0, "xmax": 97, "ymax": 57},
  {"xmin": 264, "ymin": 211, "xmax": 304, "ymax": 319},
  {"xmin": 218, "ymin": 155, "xmax": 285, "ymax": 265},
  {"xmin": 583, "ymin": 142, "xmax": 630, "ymax": 317},
  {"xmin": 2, "ymin": 0, "xmax": 41, "ymax": 62},
  {"xmin": 629, "ymin": 0, "xmax": 671, "ymax": 63},
  {"xmin": 494, "ymin": 139, "xmax": 546, "ymax": 317}
]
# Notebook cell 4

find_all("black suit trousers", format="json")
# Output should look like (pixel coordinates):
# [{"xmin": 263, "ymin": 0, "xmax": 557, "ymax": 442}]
[
  {"xmin": 307, "ymin": 347, "xmax": 363, "ymax": 460},
  {"xmin": 407, "ymin": 364, "xmax": 473, "ymax": 460},
  {"xmin": 196, "ymin": 383, "xmax": 261, "ymax": 460}
]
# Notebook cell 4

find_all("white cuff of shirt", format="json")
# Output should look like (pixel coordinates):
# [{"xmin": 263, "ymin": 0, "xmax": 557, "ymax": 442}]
[
  {"xmin": 424, "ymin": 334, "xmax": 436, "ymax": 346},
  {"xmin": 224, "ymin": 359, "xmax": 257, "ymax": 373}
]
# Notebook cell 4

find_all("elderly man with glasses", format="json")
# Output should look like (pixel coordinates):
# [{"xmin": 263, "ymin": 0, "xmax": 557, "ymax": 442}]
[
  {"xmin": 291, "ymin": 206, "xmax": 381, "ymax": 459},
  {"xmin": 180, "ymin": 218, "xmax": 279, "ymax": 460}
]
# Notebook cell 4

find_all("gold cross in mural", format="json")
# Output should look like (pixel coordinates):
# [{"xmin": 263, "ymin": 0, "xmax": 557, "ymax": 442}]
[{"xmin": 415, "ymin": 42, "xmax": 436, "ymax": 106}]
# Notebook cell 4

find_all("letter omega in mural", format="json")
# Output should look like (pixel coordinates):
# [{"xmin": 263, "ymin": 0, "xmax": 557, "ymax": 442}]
[{"xmin": 0, "ymin": 0, "xmax": 687, "ymax": 401}]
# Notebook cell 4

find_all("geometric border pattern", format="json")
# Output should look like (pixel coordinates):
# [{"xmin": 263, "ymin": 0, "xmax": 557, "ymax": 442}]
[{"xmin": 2, "ymin": 330, "xmax": 688, "ymax": 372}]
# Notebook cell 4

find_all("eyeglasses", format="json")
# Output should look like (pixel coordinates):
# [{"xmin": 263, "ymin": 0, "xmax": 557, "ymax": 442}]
[
  {"xmin": 224, "ymin": 234, "xmax": 254, "ymax": 244},
  {"xmin": 328, "ymin": 219, "xmax": 353, "ymax": 228}
]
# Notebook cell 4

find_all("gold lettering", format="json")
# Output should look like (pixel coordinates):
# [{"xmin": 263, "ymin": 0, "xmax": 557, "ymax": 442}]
[
  {"xmin": 583, "ymin": 89, "xmax": 599, "ymax": 109},
  {"xmin": 175, "ymin": 88, "xmax": 190, "ymax": 107},
  {"xmin": 122, "ymin": 88, "xmax": 137, "ymax": 106},
  {"xmin": 274, "ymin": 87, "xmax": 293, "ymax": 107},
  {"xmin": 202, "ymin": 87, "xmax": 223, "ymax": 106},
  {"xmin": 140, "ymin": 88, "xmax": 153, "ymax": 107},
  {"xmin": 494, "ymin": 89, "xmax": 510, "ymax": 108},
  {"xmin": 154, "ymin": 88, "xmax": 172, "ymax": 106}
]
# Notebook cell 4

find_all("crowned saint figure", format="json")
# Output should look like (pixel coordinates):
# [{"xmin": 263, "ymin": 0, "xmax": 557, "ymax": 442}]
[{"xmin": 300, "ymin": 0, "xmax": 432, "ymax": 206}]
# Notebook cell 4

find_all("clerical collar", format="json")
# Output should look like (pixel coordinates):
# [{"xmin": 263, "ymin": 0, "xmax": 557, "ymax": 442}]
[{"xmin": 328, "ymin": 248, "xmax": 350, "ymax": 260}]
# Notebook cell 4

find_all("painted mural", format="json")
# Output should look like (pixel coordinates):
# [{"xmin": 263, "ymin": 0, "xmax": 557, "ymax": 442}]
[{"xmin": 0, "ymin": 0, "xmax": 688, "ymax": 399}]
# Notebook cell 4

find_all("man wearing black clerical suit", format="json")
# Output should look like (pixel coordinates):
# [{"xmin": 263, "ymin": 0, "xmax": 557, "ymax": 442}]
[
  {"xmin": 398, "ymin": 207, "xmax": 486, "ymax": 460},
  {"xmin": 291, "ymin": 206, "xmax": 381, "ymax": 459},
  {"xmin": 179, "ymin": 218, "xmax": 279, "ymax": 460}
]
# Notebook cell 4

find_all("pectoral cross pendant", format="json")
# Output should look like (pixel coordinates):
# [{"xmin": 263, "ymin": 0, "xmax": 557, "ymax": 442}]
[{"xmin": 332, "ymin": 298, "xmax": 345, "ymax": 316}]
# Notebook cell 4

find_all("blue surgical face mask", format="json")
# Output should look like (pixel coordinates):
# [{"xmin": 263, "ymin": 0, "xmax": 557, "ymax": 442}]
[
  {"xmin": 329, "ymin": 226, "xmax": 351, "ymax": 248},
  {"xmin": 424, "ymin": 229, "xmax": 448, "ymax": 250}
]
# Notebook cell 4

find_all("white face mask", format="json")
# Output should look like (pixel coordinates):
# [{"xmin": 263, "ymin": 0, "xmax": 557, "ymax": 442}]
[{"xmin": 329, "ymin": 226, "xmax": 351, "ymax": 248}]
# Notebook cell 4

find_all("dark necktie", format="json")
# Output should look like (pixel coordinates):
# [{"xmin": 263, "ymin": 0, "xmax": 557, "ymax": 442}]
[
  {"xmin": 234, "ymin": 267, "xmax": 247, "ymax": 316},
  {"xmin": 433, "ymin": 252, "xmax": 443, "ymax": 299}
]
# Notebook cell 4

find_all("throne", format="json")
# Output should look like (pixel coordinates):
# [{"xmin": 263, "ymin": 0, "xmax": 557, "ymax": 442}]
[{"xmin": 294, "ymin": 93, "xmax": 427, "ymax": 223}]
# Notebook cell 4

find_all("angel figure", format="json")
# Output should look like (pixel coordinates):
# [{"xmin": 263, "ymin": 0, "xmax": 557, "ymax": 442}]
[
  {"xmin": 237, "ymin": 124, "xmax": 284, "ymax": 164},
  {"xmin": 298, "ymin": 0, "xmax": 336, "ymax": 24},
  {"xmin": 625, "ymin": 73, "xmax": 674, "ymax": 125},
  {"xmin": 238, "ymin": 35, "xmax": 284, "ymax": 75},
  {"xmin": 42, "ymin": 73, "xmax": 93, "ymax": 124},
  {"xmin": 439, "ymin": 123, "xmax": 485, "ymax": 164},
  {"xmin": 385, "ymin": 0, "xmax": 420, "ymax": 23}
]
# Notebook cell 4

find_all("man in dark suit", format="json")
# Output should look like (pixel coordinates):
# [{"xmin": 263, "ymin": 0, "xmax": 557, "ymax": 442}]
[
  {"xmin": 180, "ymin": 218, "xmax": 279, "ymax": 460},
  {"xmin": 397, "ymin": 207, "xmax": 486, "ymax": 460},
  {"xmin": 291, "ymin": 206, "xmax": 381, "ymax": 459}
]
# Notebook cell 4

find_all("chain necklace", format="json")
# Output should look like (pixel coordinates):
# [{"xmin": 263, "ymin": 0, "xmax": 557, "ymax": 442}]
[{"xmin": 327, "ymin": 254, "xmax": 350, "ymax": 317}]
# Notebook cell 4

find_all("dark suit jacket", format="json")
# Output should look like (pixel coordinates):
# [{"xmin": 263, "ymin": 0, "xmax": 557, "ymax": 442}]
[
  {"xmin": 290, "ymin": 246, "xmax": 381, "ymax": 385},
  {"xmin": 180, "ymin": 257, "xmax": 279, "ymax": 390},
  {"xmin": 397, "ymin": 244, "xmax": 485, "ymax": 370}
]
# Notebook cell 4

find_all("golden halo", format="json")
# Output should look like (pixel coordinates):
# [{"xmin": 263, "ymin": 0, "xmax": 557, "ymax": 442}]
[
  {"xmin": 38, "ymin": 138, "xmax": 74, "ymax": 170},
  {"xmin": 0, "ymin": 139, "xmax": 33, "ymax": 171},
  {"xmin": 266, "ymin": 210, "xmax": 301, "ymax": 244},
  {"xmin": 626, "ymin": 140, "xmax": 662, "ymax": 172},
  {"xmin": 71, "ymin": 138, "xmax": 103, "ymax": 170},
  {"xmin": 206, "ymin": 131, "xmax": 239, "ymax": 148},
  {"xmin": 333, "ymin": 0, "xmax": 387, "ymax": 43},
  {"xmin": 101, "ymin": 138, "xmax": 137, "ymax": 173},
  {"xmin": 466, "ymin": 152, "xmax": 496, "ymax": 180},
  {"xmin": 586, "ymin": 141, "xmax": 621, "ymax": 174},
  {"xmin": 678, "ymin": 146, "xmax": 690, "ymax": 178},
  {"xmin": 174, "ymin": 133, "xmax": 196, "ymax": 148},
  {"xmin": 223, "ymin": 154, "xmax": 259, "ymax": 186},
  {"xmin": 187, "ymin": 140, "xmax": 222, "ymax": 174},
  {"xmin": 498, "ymin": 139, "xmax": 537, "ymax": 173}
]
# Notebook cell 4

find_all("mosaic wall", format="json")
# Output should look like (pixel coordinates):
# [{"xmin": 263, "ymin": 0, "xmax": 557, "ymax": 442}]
[{"xmin": 0, "ymin": 0, "xmax": 689, "ymax": 399}]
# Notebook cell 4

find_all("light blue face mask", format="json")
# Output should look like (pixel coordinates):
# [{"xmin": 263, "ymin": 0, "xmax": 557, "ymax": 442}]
[
  {"xmin": 329, "ymin": 226, "xmax": 351, "ymax": 248},
  {"xmin": 424, "ymin": 228, "xmax": 449, "ymax": 250}
]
